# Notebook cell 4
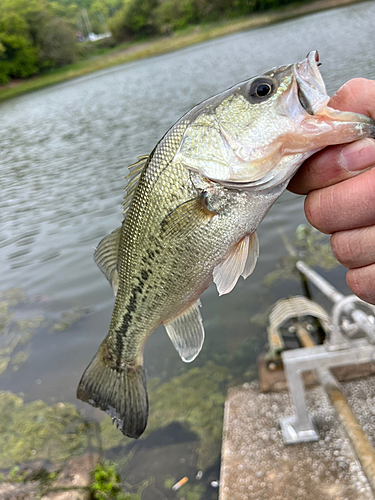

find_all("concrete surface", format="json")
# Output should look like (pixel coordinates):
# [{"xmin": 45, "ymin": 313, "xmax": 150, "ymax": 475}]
[{"xmin": 220, "ymin": 379, "xmax": 375, "ymax": 500}]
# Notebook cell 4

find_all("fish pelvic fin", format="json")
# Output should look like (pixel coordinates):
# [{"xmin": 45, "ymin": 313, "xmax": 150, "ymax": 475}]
[{"xmin": 77, "ymin": 345, "xmax": 148, "ymax": 439}]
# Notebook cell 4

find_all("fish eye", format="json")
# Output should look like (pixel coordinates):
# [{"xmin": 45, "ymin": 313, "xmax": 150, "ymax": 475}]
[
  {"xmin": 255, "ymin": 83, "xmax": 272, "ymax": 97},
  {"xmin": 248, "ymin": 78, "xmax": 275, "ymax": 101}
]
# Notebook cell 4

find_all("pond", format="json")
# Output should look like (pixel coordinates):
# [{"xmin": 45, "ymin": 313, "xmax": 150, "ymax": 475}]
[{"xmin": 1, "ymin": 1, "xmax": 375, "ymax": 498}]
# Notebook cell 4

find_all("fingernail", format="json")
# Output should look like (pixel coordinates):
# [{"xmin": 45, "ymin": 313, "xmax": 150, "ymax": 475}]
[{"xmin": 339, "ymin": 138, "xmax": 375, "ymax": 172}]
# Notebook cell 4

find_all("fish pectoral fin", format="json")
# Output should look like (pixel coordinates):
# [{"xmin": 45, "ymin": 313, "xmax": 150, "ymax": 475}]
[
  {"xmin": 94, "ymin": 227, "xmax": 121, "ymax": 296},
  {"xmin": 241, "ymin": 231, "xmax": 259, "ymax": 279},
  {"xmin": 213, "ymin": 231, "xmax": 259, "ymax": 296},
  {"xmin": 164, "ymin": 301, "xmax": 205, "ymax": 362},
  {"xmin": 160, "ymin": 194, "xmax": 216, "ymax": 239}
]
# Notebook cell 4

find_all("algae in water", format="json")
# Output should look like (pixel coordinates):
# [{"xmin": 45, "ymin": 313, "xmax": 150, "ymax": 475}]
[
  {"xmin": 101, "ymin": 363, "xmax": 229, "ymax": 470},
  {"xmin": 0, "ymin": 391, "xmax": 91, "ymax": 468},
  {"xmin": 263, "ymin": 224, "xmax": 338, "ymax": 288}
]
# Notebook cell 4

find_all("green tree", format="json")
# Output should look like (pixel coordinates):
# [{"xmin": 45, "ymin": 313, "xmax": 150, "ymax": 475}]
[
  {"xmin": 0, "ymin": 0, "xmax": 80, "ymax": 81},
  {"xmin": 108, "ymin": 0, "xmax": 158, "ymax": 42},
  {"xmin": 153, "ymin": 0, "xmax": 196, "ymax": 33},
  {"xmin": 0, "ymin": 11, "xmax": 38, "ymax": 83},
  {"xmin": 37, "ymin": 17, "xmax": 77, "ymax": 68}
]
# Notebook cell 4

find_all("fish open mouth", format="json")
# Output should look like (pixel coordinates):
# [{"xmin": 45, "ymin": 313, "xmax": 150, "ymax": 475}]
[
  {"xmin": 295, "ymin": 50, "xmax": 329, "ymax": 116},
  {"xmin": 294, "ymin": 51, "xmax": 375, "ymax": 132}
]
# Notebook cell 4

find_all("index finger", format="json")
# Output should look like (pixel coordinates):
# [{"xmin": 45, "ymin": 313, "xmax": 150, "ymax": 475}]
[{"xmin": 288, "ymin": 78, "xmax": 375, "ymax": 195}]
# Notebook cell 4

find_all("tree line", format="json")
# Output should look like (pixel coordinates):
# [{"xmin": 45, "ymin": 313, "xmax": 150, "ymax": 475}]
[{"xmin": 0, "ymin": 0, "xmax": 309, "ymax": 84}]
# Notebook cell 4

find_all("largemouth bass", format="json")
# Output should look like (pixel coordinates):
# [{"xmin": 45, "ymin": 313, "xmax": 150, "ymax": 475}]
[{"xmin": 78, "ymin": 51, "xmax": 375, "ymax": 438}]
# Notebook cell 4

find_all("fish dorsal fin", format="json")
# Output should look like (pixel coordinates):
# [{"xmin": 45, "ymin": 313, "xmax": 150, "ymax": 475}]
[
  {"xmin": 161, "ymin": 194, "xmax": 216, "ymax": 239},
  {"xmin": 94, "ymin": 227, "xmax": 121, "ymax": 296},
  {"xmin": 213, "ymin": 231, "xmax": 259, "ymax": 296},
  {"xmin": 122, "ymin": 156, "xmax": 149, "ymax": 216},
  {"xmin": 164, "ymin": 301, "xmax": 205, "ymax": 362}
]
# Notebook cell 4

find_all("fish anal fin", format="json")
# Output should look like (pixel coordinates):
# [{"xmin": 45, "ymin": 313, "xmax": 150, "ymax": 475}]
[
  {"xmin": 164, "ymin": 301, "xmax": 205, "ymax": 362},
  {"xmin": 94, "ymin": 227, "xmax": 121, "ymax": 296},
  {"xmin": 161, "ymin": 193, "xmax": 216, "ymax": 239},
  {"xmin": 213, "ymin": 231, "xmax": 259, "ymax": 296}
]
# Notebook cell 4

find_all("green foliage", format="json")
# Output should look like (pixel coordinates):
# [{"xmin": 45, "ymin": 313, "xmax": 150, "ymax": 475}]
[
  {"xmin": 0, "ymin": 0, "xmax": 320, "ymax": 83},
  {"xmin": 0, "ymin": 11, "xmax": 38, "ymax": 82},
  {"xmin": 0, "ymin": 0, "xmax": 79, "ymax": 81},
  {"xmin": 91, "ymin": 461, "xmax": 141, "ymax": 500},
  {"xmin": 108, "ymin": 0, "xmax": 312, "ymax": 42},
  {"xmin": 153, "ymin": 0, "xmax": 196, "ymax": 33},
  {"xmin": 108, "ymin": 0, "xmax": 158, "ymax": 42}
]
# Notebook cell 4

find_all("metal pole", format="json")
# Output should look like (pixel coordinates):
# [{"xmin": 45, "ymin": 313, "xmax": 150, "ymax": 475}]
[
  {"xmin": 296, "ymin": 261, "xmax": 375, "ymax": 344},
  {"xmin": 296, "ymin": 261, "xmax": 344, "ymax": 303}
]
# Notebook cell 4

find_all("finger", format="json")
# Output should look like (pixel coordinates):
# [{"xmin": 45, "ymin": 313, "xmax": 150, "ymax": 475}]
[
  {"xmin": 289, "ymin": 78, "xmax": 375, "ymax": 195},
  {"xmin": 304, "ymin": 167, "xmax": 375, "ymax": 234},
  {"xmin": 347, "ymin": 264, "xmax": 375, "ymax": 305},
  {"xmin": 329, "ymin": 78, "xmax": 375, "ymax": 119},
  {"xmin": 330, "ymin": 226, "xmax": 375, "ymax": 269},
  {"xmin": 289, "ymin": 138, "xmax": 375, "ymax": 194}
]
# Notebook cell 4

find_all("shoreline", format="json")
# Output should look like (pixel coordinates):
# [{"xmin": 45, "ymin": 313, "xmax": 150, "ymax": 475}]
[{"xmin": 0, "ymin": 0, "xmax": 366, "ymax": 104}]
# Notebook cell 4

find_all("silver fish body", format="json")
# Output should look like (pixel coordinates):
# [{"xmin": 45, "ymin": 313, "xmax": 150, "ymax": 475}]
[{"xmin": 78, "ymin": 51, "xmax": 375, "ymax": 438}]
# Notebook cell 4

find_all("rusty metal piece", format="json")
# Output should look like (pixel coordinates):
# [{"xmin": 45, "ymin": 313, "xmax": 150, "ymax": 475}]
[
  {"xmin": 258, "ymin": 352, "xmax": 375, "ymax": 393},
  {"xmin": 319, "ymin": 369, "xmax": 375, "ymax": 493},
  {"xmin": 295, "ymin": 324, "xmax": 316, "ymax": 348},
  {"xmin": 265, "ymin": 296, "xmax": 329, "ymax": 361}
]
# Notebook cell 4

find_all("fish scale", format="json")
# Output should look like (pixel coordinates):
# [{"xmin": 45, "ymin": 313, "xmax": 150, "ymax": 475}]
[{"xmin": 77, "ymin": 51, "xmax": 375, "ymax": 438}]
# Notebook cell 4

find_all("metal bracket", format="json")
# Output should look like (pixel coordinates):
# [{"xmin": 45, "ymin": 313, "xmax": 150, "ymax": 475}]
[
  {"xmin": 280, "ymin": 415, "xmax": 318, "ymax": 444},
  {"xmin": 279, "ymin": 262, "xmax": 375, "ymax": 445}
]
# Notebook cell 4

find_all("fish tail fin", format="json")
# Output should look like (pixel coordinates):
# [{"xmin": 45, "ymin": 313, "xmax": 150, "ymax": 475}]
[{"xmin": 77, "ymin": 346, "xmax": 148, "ymax": 439}]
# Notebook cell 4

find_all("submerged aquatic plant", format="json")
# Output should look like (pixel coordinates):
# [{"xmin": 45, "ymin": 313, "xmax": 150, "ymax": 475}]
[
  {"xmin": 101, "ymin": 363, "xmax": 229, "ymax": 470},
  {"xmin": 0, "ymin": 391, "xmax": 95, "ymax": 468},
  {"xmin": 263, "ymin": 223, "xmax": 338, "ymax": 288},
  {"xmin": 91, "ymin": 462, "xmax": 141, "ymax": 500},
  {"xmin": 0, "ymin": 286, "xmax": 89, "ymax": 378}
]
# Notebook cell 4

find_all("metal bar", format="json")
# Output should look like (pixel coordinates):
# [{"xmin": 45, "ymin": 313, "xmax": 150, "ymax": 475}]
[
  {"xmin": 296, "ymin": 261, "xmax": 345, "ymax": 303},
  {"xmin": 280, "ymin": 360, "xmax": 318, "ymax": 444},
  {"xmin": 280, "ymin": 339, "xmax": 375, "ymax": 444},
  {"xmin": 284, "ymin": 364, "xmax": 312, "ymax": 431},
  {"xmin": 296, "ymin": 261, "xmax": 375, "ymax": 344},
  {"xmin": 282, "ymin": 339, "xmax": 374, "ymax": 371},
  {"xmin": 296, "ymin": 261, "xmax": 375, "ymax": 326},
  {"xmin": 318, "ymin": 368, "xmax": 375, "ymax": 493}
]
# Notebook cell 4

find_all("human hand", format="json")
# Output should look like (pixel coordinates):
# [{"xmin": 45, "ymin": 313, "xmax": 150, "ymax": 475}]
[{"xmin": 288, "ymin": 78, "xmax": 375, "ymax": 304}]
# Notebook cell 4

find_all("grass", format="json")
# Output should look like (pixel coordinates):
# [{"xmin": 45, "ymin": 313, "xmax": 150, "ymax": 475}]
[{"xmin": 0, "ymin": 0, "xmax": 365, "ymax": 103}]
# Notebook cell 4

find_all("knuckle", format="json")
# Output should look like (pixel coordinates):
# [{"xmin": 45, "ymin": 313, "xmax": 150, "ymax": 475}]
[
  {"xmin": 347, "ymin": 267, "xmax": 375, "ymax": 305},
  {"xmin": 304, "ymin": 190, "xmax": 330, "ymax": 234},
  {"xmin": 330, "ymin": 232, "xmax": 356, "ymax": 268}
]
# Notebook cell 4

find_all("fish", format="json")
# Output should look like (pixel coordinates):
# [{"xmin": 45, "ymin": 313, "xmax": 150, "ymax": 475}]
[{"xmin": 77, "ymin": 51, "xmax": 375, "ymax": 438}]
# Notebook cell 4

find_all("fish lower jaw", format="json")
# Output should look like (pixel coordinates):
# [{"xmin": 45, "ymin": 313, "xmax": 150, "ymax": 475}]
[{"xmin": 241, "ymin": 150, "xmax": 320, "ymax": 191}]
